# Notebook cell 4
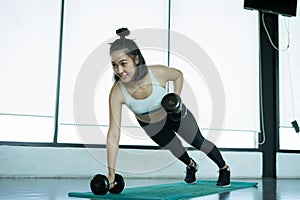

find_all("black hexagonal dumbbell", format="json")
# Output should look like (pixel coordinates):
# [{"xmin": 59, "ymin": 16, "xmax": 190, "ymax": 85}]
[
  {"xmin": 161, "ymin": 93, "xmax": 187, "ymax": 121},
  {"xmin": 90, "ymin": 173, "xmax": 125, "ymax": 195}
]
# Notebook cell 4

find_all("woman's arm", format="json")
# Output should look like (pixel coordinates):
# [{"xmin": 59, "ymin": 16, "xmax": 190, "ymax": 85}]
[
  {"xmin": 106, "ymin": 83, "xmax": 123, "ymax": 186},
  {"xmin": 171, "ymin": 68, "xmax": 183, "ymax": 95},
  {"xmin": 151, "ymin": 65, "xmax": 183, "ymax": 95}
]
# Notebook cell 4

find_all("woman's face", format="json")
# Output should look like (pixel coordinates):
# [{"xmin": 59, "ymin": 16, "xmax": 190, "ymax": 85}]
[{"xmin": 111, "ymin": 49, "xmax": 139, "ymax": 83}]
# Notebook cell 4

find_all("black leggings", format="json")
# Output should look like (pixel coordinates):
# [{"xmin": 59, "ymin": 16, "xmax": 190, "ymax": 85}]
[{"xmin": 137, "ymin": 109, "xmax": 226, "ymax": 168}]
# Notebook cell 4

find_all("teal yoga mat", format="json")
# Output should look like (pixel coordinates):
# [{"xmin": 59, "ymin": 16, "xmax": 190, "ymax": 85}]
[{"xmin": 68, "ymin": 180, "xmax": 258, "ymax": 200}]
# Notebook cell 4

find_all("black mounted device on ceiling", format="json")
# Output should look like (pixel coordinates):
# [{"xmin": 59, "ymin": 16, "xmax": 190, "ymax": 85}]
[{"xmin": 244, "ymin": 0, "xmax": 298, "ymax": 17}]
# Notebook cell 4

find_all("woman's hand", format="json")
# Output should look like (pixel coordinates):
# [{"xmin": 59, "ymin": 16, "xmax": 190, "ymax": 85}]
[{"xmin": 107, "ymin": 174, "xmax": 115, "ymax": 190}]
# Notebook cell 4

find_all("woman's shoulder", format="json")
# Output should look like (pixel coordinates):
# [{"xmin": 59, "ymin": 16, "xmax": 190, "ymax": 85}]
[
  {"xmin": 148, "ymin": 65, "xmax": 179, "ymax": 76},
  {"xmin": 148, "ymin": 65, "xmax": 168, "ymax": 71},
  {"xmin": 148, "ymin": 65, "xmax": 169, "ymax": 75},
  {"xmin": 110, "ymin": 81, "xmax": 123, "ymax": 94},
  {"xmin": 148, "ymin": 65, "xmax": 182, "ymax": 82},
  {"xmin": 109, "ymin": 81, "xmax": 124, "ymax": 103}
]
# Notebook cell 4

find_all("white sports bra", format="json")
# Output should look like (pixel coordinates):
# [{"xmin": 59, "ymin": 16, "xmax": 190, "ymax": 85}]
[{"xmin": 120, "ymin": 69, "xmax": 167, "ymax": 115}]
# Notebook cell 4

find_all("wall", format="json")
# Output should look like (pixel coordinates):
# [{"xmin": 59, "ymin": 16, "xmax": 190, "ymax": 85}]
[{"xmin": 0, "ymin": 146, "xmax": 263, "ymax": 179}]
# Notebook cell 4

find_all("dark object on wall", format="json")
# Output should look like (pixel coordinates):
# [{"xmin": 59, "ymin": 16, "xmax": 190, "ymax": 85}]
[
  {"xmin": 292, "ymin": 120, "xmax": 299, "ymax": 133},
  {"xmin": 244, "ymin": 0, "xmax": 298, "ymax": 17}
]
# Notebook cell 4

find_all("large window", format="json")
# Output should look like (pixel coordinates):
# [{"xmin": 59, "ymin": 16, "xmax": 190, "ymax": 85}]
[
  {"xmin": 0, "ymin": 0, "xmax": 61, "ymax": 142},
  {"xmin": 279, "ymin": 5, "xmax": 300, "ymax": 150},
  {"xmin": 57, "ymin": 0, "xmax": 169, "ymax": 145},
  {"xmin": 170, "ymin": 0, "xmax": 260, "ymax": 148}
]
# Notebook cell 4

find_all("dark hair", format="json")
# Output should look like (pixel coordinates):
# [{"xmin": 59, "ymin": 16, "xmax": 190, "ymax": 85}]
[{"xmin": 110, "ymin": 28, "xmax": 148, "ymax": 82}]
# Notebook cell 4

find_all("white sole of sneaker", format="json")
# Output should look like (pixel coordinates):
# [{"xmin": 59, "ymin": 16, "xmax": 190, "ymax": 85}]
[
  {"xmin": 217, "ymin": 184, "xmax": 231, "ymax": 187},
  {"xmin": 185, "ymin": 180, "xmax": 197, "ymax": 184}
]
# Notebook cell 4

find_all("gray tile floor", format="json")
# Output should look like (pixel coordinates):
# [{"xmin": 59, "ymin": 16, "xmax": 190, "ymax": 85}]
[{"xmin": 0, "ymin": 178, "xmax": 300, "ymax": 200}]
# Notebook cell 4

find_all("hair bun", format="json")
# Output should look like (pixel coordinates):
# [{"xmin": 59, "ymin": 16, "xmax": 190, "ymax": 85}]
[{"xmin": 116, "ymin": 28, "xmax": 130, "ymax": 39}]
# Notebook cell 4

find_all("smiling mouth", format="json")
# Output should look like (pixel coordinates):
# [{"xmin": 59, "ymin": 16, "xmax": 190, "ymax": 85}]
[{"xmin": 119, "ymin": 73, "xmax": 128, "ymax": 79}]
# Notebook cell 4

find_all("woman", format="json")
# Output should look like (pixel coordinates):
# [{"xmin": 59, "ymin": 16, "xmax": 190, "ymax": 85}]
[{"xmin": 106, "ymin": 28, "xmax": 230, "ymax": 189}]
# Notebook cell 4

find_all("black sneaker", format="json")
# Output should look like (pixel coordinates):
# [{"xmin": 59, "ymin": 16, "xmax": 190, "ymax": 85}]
[
  {"xmin": 216, "ymin": 167, "xmax": 231, "ymax": 187},
  {"xmin": 184, "ymin": 159, "xmax": 198, "ymax": 184}
]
